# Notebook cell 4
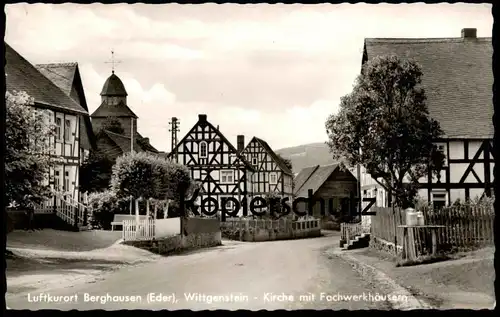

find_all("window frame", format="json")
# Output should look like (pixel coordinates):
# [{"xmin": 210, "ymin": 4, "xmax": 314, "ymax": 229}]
[
  {"xmin": 64, "ymin": 119, "xmax": 71, "ymax": 142},
  {"xmin": 199, "ymin": 141, "xmax": 208, "ymax": 158},
  {"xmin": 436, "ymin": 143, "xmax": 448, "ymax": 167},
  {"xmin": 55, "ymin": 117, "xmax": 62, "ymax": 141},
  {"xmin": 220, "ymin": 170, "xmax": 235, "ymax": 184},
  {"xmin": 220, "ymin": 196, "xmax": 234, "ymax": 211},
  {"xmin": 269, "ymin": 172, "xmax": 278, "ymax": 185},
  {"xmin": 64, "ymin": 171, "xmax": 70, "ymax": 191},
  {"xmin": 431, "ymin": 190, "xmax": 447, "ymax": 210},
  {"xmin": 54, "ymin": 169, "xmax": 61, "ymax": 191}
]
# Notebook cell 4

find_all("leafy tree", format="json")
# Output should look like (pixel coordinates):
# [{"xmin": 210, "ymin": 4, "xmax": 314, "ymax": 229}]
[
  {"xmin": 110, "ymin": 152, "xmax": 193, "ymax": 218},
  {"xmin": 80, "ymin": 150, "xmax": 114, "ymax": 193},
  {"xmin": 101, "ymin": 117, "xmax": 124, "ymax": 134},
  {"xmin": 277, "ymin": 153, "xmax": 293, "ymax": 172},
  {"xmin": 325, "ymin": 55, "xmax": 445, "ymax": 209},
  {"xmin": 110, "ymin": 152, "xmax": 160, "ymax": 200},
  {"xmin": 5, "ymin": 91, "xmax": 61, "ymax": 208}
]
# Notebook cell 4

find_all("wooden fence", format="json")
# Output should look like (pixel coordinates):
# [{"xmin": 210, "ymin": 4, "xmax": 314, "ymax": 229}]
[
  {"xmin": 421, "ymin": 205, "xmax": 494, "ymax": 250},
  {"xmin": 370, "ymin": 206, "xmax": 405, "ymax": 246},
  {"xmin": 370, "ymin": 205, "xmax": 495, "ymax": 256}
]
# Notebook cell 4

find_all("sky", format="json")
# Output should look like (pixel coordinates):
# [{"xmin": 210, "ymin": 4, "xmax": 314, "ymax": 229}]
[{"xmin": 5, "ymin": 3, "xmax": 493, "ymax": 152}]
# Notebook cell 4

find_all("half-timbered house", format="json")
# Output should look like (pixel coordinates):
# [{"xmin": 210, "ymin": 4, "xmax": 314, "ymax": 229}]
[
  {"xmin": 5, "ymin": 42, "xmax": 92, "ymax": 228},
  {"xmin": 360, "ymin": 28, "xmax": 494, "ymax": 208},
  {"xmin": 168, "ymin": 114, "xmax": 255, "ymax": 216},
  {"xmin": 240, "ymin": 136, "xmax": 294, "ymax": 200},
  {"xmin": 35, "ymin": 62, "xmax": 97, "ymax": 201}
]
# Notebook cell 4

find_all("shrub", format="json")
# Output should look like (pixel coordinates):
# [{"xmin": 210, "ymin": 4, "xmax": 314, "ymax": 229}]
[{"xmin": 87, "ymin": 190, "xmax": 129, "ymax": 229}]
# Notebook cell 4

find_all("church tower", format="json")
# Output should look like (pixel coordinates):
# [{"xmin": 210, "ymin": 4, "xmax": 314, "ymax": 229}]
[{"xmin": 90, "ymin": 70, "xmax": 138, "ymax": 138}]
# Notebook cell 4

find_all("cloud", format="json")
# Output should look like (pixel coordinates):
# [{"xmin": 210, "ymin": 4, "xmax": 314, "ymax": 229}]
[{"xmin": 5, "ymin": 3, "xmax": 493, "ymax": 153}]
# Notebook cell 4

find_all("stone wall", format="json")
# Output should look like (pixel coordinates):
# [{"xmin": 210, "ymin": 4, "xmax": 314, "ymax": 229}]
[
  {"xmin": 221, "ymin": 218, "xmax": 322, "ymax": 242},
  {"xmin": 369, "ymin": 236, "xmax": 403, "ymax": 256}
]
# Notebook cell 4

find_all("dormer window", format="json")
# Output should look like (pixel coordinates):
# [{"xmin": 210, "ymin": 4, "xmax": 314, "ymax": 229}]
[
  {"xmin": 199, "ymin": 141, "xmax": 208, "ymax": 158},
  {"xmin": 269, "ymin": 172, "xmax": 278, "ymax": 185}
]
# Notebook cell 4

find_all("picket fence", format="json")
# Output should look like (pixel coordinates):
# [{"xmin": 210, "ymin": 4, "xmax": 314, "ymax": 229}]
[
  {"xmin": 370, "ymin": 205, "xmax": 495, "ymax": 256},
  {"xmin": 122, "ymin": 217, "xmax": 181, "ymax": 241}
]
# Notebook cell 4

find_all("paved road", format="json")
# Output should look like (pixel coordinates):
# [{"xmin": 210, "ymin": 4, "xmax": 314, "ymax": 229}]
[{"xmin": 7, "ymin": 232, "xmax": 391, "ymax": 310}]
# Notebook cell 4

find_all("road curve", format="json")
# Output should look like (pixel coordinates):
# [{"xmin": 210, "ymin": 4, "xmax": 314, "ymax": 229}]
[{"xmin": 7, "ymin": 232, "xmax": 392, "ymax": 310}]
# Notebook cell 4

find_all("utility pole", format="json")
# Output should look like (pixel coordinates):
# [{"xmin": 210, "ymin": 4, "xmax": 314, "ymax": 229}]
[{"xmin": 169, "ymin": 117, "xmax": 179, "ymax": 163}]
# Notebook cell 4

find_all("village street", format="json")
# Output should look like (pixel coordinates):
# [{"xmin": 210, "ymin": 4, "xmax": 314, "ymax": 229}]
[{"xmin": 7, "ymin": 232, "xmax": 400, "ymax": 311}]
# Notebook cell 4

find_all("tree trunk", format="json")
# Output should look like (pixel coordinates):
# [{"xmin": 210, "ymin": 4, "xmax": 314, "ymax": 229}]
[
  {"xmin": 135, "ymin": 198, "xmax": 140, "ymax": 232},
  {"xmin": 164, "ymin": 200, "xmax": 170, "ymax": 219}
]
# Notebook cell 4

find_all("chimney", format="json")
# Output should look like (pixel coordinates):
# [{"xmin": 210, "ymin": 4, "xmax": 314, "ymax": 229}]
[
  {"xmin": 143, "ymin": 137, "xmax": 150, "ymax": 144},
  {"xmin": 198, "ymin": 114, "xmax": 207, "ymax": 122},
  {"xmin": 461, "ymin": 28, "xmax": 477, "ymax": 39},
  {"xmin": 237, "ymin": 135, "xmax": 245, "ymax": 153}
]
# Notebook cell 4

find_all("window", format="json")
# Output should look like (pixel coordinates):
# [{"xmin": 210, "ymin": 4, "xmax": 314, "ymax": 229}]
[
  {"xmin": 54, "ymin": 170, "xmax": 61, "ymax": 190},
  {"xmin": 432, "ymin": 191, "xmax": 447, "ymax": 210},
  {"xmin": 199, "ymin": 141, "xmax": 208, "ymax": 158},
  {"xmin": 252, "ymin": 157, "xmax": 258, "ymax": 165},
  {"xmin": 437, "ymin": 143, "xmax": 447, "ymax": 166},
  {"xmin": 269, "ymin": 172, "xmax": 278, "ymax": 185},
  {"xmin": 220, "ymin": 170, "xmax": 234, "ymax": 184},
  {"xmin": 64, "ymin": 171, "xmax": 70, "ymax": 191},
  {"xmin": 220, "ymin": 197, "xmax": 234, "ymax": 210},
  {"xmin": 64, "ymin": 119, "xmax": 71, "ymax": 142},
  {"xmin": 55, "ymin": 118, "xmax": 62, "ymax": 141}
]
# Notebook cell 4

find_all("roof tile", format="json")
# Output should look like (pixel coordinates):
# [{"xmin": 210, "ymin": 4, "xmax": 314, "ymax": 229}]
[
  {"xmin": 363, "ymin": 36, "xmax": 493, "ymax": 139},
  {"xmin": 295, "ymin": 164, "xmax": 341, "ymax": 197},
  {"xmin": 5, "ymin": 42, "xmax": 87, "ymax": 115}
]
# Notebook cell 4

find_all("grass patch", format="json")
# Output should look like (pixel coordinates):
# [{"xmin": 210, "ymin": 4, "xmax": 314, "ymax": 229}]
[{"xmin": 396, "ymin": 253, "xmax": 452, "ymax": 267}]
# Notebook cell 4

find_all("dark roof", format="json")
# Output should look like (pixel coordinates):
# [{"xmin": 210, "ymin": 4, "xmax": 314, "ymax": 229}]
[
  {"xmin": 253, "ymin": 137, "xmax": 293, "ymax": 175},
  {"xmin": 91, "ymin": 99, "xmax": 138, "ymax": 118},
  {"xmin": 5, "ymin": 42, "xmax": 88, "ymax": 115},
  {"xmin": 293, "ymin": 165, "xmax": 319, "ymax": 195},
  {"xmin": 136, "ymin": 132, "xmax": 159, "ymax": 153},
  {"xmin": 169, "ymin": 115, "xmax": 255, "ymax": 171},
  {"xmin": 294, "ymin": 163, "xmax": 349, "ymax": 197},
  {"xmin": 101, "ymin": 72, "xmax": 128, "ymax": 96},
  {"xmin": 35, "ymin": 63, "xmax": 77, "ymax": 96},
  {"xmin": 363, "ymin": 34, "xmax": 493, "ymax": 139},
  {"xmin": 36, "ymin": 62, "xmax": 96, "ymax": 150},
  {"xmin": 102, "ymin": 130, "xmax": 158, "ymax": 154}
]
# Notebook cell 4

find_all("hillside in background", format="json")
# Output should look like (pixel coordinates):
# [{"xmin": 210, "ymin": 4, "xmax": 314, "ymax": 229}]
[{"xmin": 275, "ymin": 142, "xmax": 336, "ymax": 174}]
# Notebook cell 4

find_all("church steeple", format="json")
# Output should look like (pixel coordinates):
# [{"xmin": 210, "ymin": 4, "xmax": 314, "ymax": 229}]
[{"xmin": 91, "ymin": 51, "xmax": 138, "ymax": 137}]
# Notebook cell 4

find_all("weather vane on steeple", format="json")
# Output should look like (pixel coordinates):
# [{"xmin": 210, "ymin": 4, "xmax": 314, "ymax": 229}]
[{"xmin": 105, "ymin": 49, "xmax": 122, "ymax": 74}]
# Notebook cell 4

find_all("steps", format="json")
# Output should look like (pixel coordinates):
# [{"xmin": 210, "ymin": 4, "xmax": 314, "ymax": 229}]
[
  {"xmin": 340, "ymin": 233, "xmax": 370, "ymax": 250},
  {"xmin": 33, "ymin": 194, "xmax": 91, "ymax": 232}
]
